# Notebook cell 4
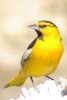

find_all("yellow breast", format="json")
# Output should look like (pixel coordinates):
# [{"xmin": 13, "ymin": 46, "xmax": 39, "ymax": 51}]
[{"xmin": 24, "ymin": 38, "xmax": 64, "ymax": 77}]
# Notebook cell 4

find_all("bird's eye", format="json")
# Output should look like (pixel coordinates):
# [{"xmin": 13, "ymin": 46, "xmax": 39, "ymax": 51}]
[
  {"xmin": 42, "ymin": 25, "xmax": 46, "ymax": 28},
  {"xmin": 39, "ymin": 25, "xmax": 46, "ymax": 28}
]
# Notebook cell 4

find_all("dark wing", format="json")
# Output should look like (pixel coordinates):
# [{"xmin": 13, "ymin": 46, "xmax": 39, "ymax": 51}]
[
  {"xmin": 21, "ymin": 38, "xmax": 37, "ymax": 67},
  {"xmin": 27, "ymin": 38, "xmax": 37, "ymax": 49}
]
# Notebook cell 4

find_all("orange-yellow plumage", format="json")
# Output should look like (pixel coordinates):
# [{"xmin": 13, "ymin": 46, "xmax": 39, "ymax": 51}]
[{"xmin": 5, "ymin": 20, "xmax": 64, "ymax": 88}]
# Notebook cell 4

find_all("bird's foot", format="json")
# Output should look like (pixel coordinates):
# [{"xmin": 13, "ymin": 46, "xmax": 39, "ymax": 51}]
[
  {"xmin": 30, "ymin": 76, "xmax": 40, "ymax": 93},
  {"xmin": 45, "ymin": 75, "xmax": 54, "ymax": 80}
]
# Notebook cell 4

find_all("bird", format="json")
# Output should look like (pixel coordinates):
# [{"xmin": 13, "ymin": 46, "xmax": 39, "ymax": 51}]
[{"xmin": 4, "ymin": 20, "xmax": 64, "ymax": 88}]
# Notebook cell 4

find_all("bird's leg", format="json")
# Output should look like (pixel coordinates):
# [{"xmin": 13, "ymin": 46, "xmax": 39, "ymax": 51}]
[
  {"xmin": 30, "ymin": 76, "xmax": 34, "ymax": 83},
  {"xmin": 45, "ymin": 75, "xmax": 54, "ymax": 91},
  {"xmin": 45, "ymin": 75, "xmax": 54, "ymax": 80},
  {"xmin": 45, "ymin": 76, "xmax": 62, "ymax": 87},
  {"xmin": 30, "ymin": 76, "xmax": 39, "ymax": 93}
]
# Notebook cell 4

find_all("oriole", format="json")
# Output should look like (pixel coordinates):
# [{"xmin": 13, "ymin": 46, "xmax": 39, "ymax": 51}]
[{"xmin": 5, "ymin": 20, "xmax": 64, "ymax": 88}]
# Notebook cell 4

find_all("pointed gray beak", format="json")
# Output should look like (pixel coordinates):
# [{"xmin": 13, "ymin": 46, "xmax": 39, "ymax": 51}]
[{"xmin": 28, "ymin": 24, "xmax": 39, "ymax": 31}]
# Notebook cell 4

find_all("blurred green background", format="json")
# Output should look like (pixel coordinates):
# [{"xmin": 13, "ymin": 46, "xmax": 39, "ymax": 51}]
[{"xmin": 0, "ymin": 0, "xmax": 67, "ymax": 99}]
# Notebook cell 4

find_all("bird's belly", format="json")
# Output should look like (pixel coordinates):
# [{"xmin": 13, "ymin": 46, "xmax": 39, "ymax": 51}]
[
  {"xmin": 24, "ymin": 41, "xmax": 64, "ymax": 77},
  {"xmin": 26, "ymin": 58, "xmax": 58, "ymax": 77},
  {"xmin": 25, "ymin": 52, "xmax": 62, "ymax": 77}
]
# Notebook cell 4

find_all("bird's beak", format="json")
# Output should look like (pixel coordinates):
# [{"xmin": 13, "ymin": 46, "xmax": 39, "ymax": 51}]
[
  {"xmin": 28, "ymin": 24, "xmax": 42, "ymax": 36},
  {"xmin": 28, "ymin": 24, "xmax": 39, "ymax": 31}
]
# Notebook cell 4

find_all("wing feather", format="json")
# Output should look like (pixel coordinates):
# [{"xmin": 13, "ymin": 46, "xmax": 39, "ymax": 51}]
[{"xmin": 21, "ymin": 38, "xmax": 37, "ymax": 67}]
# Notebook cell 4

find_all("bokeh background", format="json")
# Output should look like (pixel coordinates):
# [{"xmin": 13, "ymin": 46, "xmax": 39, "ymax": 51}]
[{"xmin": 0, "ymin": 0, "xmax": 67, "ymax": 99}]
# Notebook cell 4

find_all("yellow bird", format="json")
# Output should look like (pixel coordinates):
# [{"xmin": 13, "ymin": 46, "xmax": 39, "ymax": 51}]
[{"xmin": 5, "ymin": 20, "xmax": 64, "ymax": 88}]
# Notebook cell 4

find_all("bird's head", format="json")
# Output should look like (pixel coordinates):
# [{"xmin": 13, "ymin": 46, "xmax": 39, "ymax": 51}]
[{"xmin": 28, "ymin": 20, "xmax": 60, "ymax": 39}]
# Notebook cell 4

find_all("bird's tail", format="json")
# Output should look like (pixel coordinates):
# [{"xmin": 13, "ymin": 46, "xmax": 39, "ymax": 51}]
[{"xmin": 4, "ymin": 71, "xmax": 27, "ymax": 88}]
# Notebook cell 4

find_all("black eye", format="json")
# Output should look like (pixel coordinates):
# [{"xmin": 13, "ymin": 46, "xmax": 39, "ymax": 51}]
[
  {"xmin": 42, "ymin": 25, "xmax": 46, "ymax": 28},
  {"xmin": 39, "ymin": 25, "xmax": 46, "ymax": 28}
]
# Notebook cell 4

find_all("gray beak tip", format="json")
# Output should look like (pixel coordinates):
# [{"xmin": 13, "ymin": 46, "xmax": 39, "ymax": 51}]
[
  {"xmin": 27, "ymin": 25, "xmax": 30, "ymax": 27},
  {"xmin": 28, "ymin": 24, "xmax": 36, "ymax": 27},
  {"xmin": 27, "ymin": 24, "xmax": 39, "ymax": 30}
]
